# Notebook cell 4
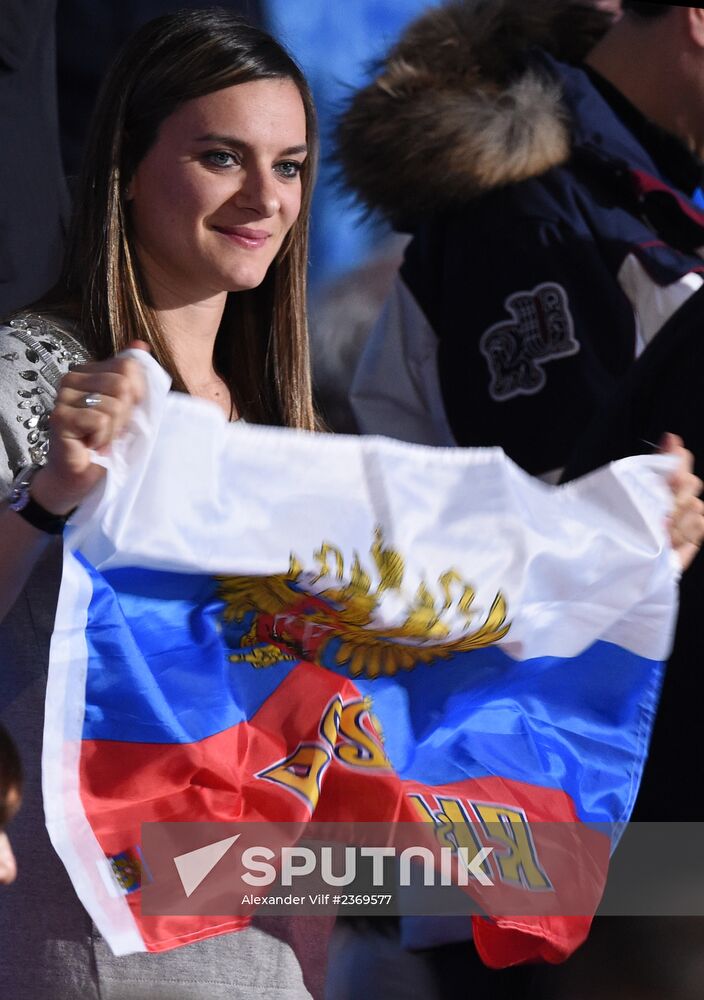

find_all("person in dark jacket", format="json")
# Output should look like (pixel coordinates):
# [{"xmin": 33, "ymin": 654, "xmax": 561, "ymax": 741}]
[
  {"xmin": 331, "ymin": 1, "xmax": 704, "ymax": 994},
  {"xmin": 339, "ymin": 0, "xmax": 704, "ymax": 481},
  {"xmin": 0, "ymin": 0, "xmax": 70, "ymax": 317},
  {"xmin": 338, "ymin": 0, "xmax": 704, "ymax": 822}
]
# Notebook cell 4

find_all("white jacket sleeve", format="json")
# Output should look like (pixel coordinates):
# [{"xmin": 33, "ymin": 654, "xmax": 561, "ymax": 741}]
[{"xmin": 350, "ymin": 276, "xmax": 456, "ymax": 446}]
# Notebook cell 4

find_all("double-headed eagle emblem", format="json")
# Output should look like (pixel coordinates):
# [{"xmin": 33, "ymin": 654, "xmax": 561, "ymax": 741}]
[{"xmin": 218, "ymin": 528, "xmax": 510, "ymax": 679}]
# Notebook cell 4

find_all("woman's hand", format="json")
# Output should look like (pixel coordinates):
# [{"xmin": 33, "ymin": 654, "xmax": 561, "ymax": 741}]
[
  {"xmin": 30, "ymin": 341, "xmax": 150, "ymax": 515},
  {"xmin": 660, "ymin": 433, "xmax": 704, "ymax": 570}
]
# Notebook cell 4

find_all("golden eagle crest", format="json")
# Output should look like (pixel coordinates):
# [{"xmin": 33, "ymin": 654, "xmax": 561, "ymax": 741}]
[{"xmin": 218, "ymin": 528, "xmax": 510, "ymax": 679}]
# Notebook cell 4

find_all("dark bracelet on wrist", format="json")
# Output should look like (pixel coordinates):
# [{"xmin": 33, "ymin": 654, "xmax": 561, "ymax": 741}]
[{"xmin": 7, "ymin": 466, "xmax": 76, "ymax": 535}]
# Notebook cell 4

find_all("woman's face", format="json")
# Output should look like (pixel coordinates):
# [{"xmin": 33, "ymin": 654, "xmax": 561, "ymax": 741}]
[{"xmin": 127, "ymin": 78, "xmax": 308, "ymax": 303}]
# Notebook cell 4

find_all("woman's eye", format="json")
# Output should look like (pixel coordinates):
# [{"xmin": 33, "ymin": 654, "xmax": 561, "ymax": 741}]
[
  {"xmin": 204, "ymin": 150, "xmax": 238, "ymax": 168},
  {"xmin": 275, "ymin": 160, "xmax": 303, "ymax": 180}
]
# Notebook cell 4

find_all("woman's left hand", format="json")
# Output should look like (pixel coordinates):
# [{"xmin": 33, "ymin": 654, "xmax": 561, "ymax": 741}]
[{"xmin": 660, "ymin": 433, "xmax": 704, "ymax": 570}]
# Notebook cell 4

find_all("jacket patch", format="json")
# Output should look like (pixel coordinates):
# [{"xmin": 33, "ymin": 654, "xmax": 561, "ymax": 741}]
[{"xmin": 479, "ymin": 282, "xmax": 579, "ymax": 401}]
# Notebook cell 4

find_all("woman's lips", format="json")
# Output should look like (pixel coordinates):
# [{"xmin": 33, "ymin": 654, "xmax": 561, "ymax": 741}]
[{"xmin": 213, "ymin": 226, "xmax": 270, "ymax": 249}]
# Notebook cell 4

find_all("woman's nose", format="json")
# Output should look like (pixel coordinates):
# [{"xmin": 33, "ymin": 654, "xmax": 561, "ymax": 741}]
[{"xmin": 235, "ymin": 167, "xmax": 280, "ymax": 217}]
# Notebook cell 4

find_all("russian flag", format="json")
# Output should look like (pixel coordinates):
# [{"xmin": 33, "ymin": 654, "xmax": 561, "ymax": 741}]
[{"xmin": 44, "ymin": 354, "xmax": 678, "ymax": 966}]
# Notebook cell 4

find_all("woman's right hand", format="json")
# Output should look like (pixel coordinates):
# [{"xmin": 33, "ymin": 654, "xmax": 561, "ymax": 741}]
[{"xmin": 30, "ymin": 342, "xmax": 150, "ymax": 515}]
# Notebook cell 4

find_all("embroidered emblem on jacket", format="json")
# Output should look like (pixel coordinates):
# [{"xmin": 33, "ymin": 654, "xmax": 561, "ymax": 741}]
[{"xmin": 479, "ymin": 282, "xmax": 579, "ymax": 401}]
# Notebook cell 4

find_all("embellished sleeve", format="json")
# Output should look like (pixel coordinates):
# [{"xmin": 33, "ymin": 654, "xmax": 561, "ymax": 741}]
[{"xmin": 0, "ymin": 316, "xmax": 89, "ymax": 494}]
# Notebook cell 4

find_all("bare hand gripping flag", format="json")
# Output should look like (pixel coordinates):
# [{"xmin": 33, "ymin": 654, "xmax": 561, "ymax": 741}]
[{"xmin": 44, "ymin": 353, "xmax": 679, "ymax": 967}]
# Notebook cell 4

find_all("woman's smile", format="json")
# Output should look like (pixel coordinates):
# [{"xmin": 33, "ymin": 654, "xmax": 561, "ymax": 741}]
[{"xmin": 211, "ymin": 225, "xmax": 272, "ymax": 248}]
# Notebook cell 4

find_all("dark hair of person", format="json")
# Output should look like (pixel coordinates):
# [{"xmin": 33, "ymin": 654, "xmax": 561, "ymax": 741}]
[
  {"xmin": 622, "ymin": 1, "xmax": 671, "ymax": 18},
  {"xmin": 45, "ymin": 8, "xmax": 319, "ymax": 430},
  {"xmin": 0, "ymin": 725, "xmax": 21, "ymax": 828}
]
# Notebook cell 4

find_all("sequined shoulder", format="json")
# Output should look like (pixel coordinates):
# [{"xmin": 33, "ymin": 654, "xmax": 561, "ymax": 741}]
[
  {"xmin": 4, "ymin": 313, "xmax": 89, "ymax": 385},
  {"xmin": 0, "ymin": 313, "xmax": 89, "ymax": 471}
]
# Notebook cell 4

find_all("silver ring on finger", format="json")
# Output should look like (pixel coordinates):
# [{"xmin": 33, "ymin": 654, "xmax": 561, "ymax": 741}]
[{"xmin": 82, "ymin": 393, "xmax": 103, "ymax": 409}]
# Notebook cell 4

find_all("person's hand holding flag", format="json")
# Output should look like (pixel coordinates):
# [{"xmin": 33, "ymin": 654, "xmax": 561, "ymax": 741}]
[{"xmin": 659, "ymin": 432, "xmax": 704, "ymax": 569}]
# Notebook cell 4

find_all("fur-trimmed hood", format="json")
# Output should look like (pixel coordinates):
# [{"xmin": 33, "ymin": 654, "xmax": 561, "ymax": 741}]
[{"xmin": 335, "ymin": 0, "xmax": 616, "ymax": 224}]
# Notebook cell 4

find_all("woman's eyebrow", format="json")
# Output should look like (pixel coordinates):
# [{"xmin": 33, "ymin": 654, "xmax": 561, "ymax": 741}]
[{"xmin": 194, "ymin": 133, "xmax": 307, "ymax": 156}]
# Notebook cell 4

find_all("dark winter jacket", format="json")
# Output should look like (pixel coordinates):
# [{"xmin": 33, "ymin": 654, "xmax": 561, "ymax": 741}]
[{"xmin": 338, "ymin": 0, "xmax": 704, "ymax": 477}]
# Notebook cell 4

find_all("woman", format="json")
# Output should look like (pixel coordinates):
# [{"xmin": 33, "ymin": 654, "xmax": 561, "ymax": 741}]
[{"xmin": 0, "ymin": 9, "xmax": 319, "ymax": 999}]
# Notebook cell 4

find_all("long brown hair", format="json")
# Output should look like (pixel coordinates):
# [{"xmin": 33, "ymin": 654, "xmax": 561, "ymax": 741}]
[{"xmin": 53, "ymin": 9, "xmax": 318, "ymax": 430}]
